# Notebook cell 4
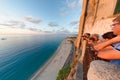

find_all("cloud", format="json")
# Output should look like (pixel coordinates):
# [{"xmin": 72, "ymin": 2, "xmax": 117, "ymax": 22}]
[
  {"xmin": 19, "ymin": 22, "xmax": 26, "ymax": 28},
  {"xmin": 0, "ymin": 20, "xmax": 26, "ymax": 28},
  {"xmin": 0, "ymin": 21, "xmax": 17, "ymax": 26},
  {"xmin": 48, "ymin": 22, "xmax": 60, "ymax": 27},
  {"xmin": 58, "ymin": 30, "xmax": 70, "ymax": 34},
  {"xmin": 0, "ymin": 28, "xmax": 40, "ymax": 35},
  {"xmin": 24, "ymin": 16, "xmax": 41, "ymax": 24},
  {"xmin": 28, "ymin": 28, "xmax": 38, "ymax": 31},
  {"xmin": 78, "ymin": 0, "xmax": 83, "ymax": 6},
  {"xmin": 0, "ymin": 23, "xmax": 14, "ymax": 26},
  {"xmin": 69, "ymin": 20, "xmax": 79, "ymax": 26},
  {"xmin": 43, "ymin": 31, "xmax": 53, "ymax": 33},
  {"xmin": 74, "ymin": 26, "xmax": 79, "ymax": 29},
  {"xmin": 66, "ymin": 0, "xmax": 77, "ymax": 9},
  {"xmin": 57, "ymin": 28, "xmax": 71, "ymax": 34},
  {"xmin": 37, "ymin": 29, "xmax": 42, "ymax": 32},
  {"xmin": 60, "ymin": 0, "xmax": 83, "ymax": 16},
  {"xmin": 66, "ymin": 0, "xmax": 82, "ymax": 9},
  {"xmin": 60, "ymin": 7, "xmax": 69, "ymax": 16},
  {"xmin": 28, "ymin": 28, "xmax": 44, "ymax": 33},
  {"xmin": 8, "ymin": 20, "xmax": 26, "ymax": 28}
]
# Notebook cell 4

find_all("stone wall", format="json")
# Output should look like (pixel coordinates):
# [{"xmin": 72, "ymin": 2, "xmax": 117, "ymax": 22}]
[
  {"xmin": 83, "ymin": 0, "xmax": 117, "ymax": 35},
  {"xmin": 84, "ymin": 18, "xmax": 113, "ymax": 35}
]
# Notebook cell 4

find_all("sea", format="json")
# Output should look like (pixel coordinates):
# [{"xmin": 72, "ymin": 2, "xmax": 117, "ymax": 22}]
[{"xmin": 0, "ymin": 34, "xmax": 72, "ymax": 80}]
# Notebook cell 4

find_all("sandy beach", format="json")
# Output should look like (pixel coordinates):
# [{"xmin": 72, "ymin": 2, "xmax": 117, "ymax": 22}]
[{"xmin": 31, "ymin": 39, "xmax": 73, "ymax": 80}]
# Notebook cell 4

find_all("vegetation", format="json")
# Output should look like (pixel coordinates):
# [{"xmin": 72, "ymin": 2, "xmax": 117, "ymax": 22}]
[
  {"xmin": 57, "ymin": 65, "xmax": 71, "ymax": 80},
  {"xmin": 114, "ymin": 0, "xmax": 120, "ymax": 14}
]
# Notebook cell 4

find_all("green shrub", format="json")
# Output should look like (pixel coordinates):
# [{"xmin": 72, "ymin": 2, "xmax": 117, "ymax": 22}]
[{"xmin": 57, "ymin": 65, "xmax": 71, "ymax": 80}]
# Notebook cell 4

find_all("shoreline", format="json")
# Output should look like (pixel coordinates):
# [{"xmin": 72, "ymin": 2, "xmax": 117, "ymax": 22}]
[{"xmin": 31, "ymin": 39, "xmax": 73, "ymax": 80}]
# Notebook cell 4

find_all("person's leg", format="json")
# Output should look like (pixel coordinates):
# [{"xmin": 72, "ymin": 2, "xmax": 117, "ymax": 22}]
[{"xmin": 97, "ymin": 49, "xmax": 120, "ymax": 60}]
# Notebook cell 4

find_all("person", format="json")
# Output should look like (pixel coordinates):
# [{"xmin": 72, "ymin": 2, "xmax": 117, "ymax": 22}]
[
  {"xmin": 98, "ymin": 31, "xmax": 117, "ymax": 51},
  {"xmin": 94, "ymin": 15, "xmax": 120, "ymax": 65},
  {"xmin": 81, "ymin": 33, "xmax": 90, "ymax": 41},
  {"xmin": 102, "ymin": 31, "xmax": 117, "ymax": 41},
  {"xmin": 91, "ymin": 34, "xmax": 101, "ymax": 44},
  {"xmin": 88, "ymin": 37, "xmax": 95, "ymax": 45}
]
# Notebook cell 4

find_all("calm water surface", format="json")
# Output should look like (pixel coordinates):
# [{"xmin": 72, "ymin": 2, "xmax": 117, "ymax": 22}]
[{"xmin": 0, "ymin": 34, "xmax": 70, "ymax": 80}]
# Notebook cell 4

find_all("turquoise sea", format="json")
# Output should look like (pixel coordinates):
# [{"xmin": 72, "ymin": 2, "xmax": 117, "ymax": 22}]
[{"xmin": 0, "ymin": 34, "xmax": 70, "ymax": 80}]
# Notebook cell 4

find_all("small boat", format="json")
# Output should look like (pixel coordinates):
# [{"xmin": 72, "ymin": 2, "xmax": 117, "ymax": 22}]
[{"xmin": 1, "ymin": 38, "xmax": 7, "ymax": 40}]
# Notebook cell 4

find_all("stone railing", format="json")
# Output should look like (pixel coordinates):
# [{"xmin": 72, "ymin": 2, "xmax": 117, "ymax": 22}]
[
  {"xmin": 67, "ymin": 40, "xmax": 120, "ymax": 80},
  {"xmin": 88, "ymin": 60, "xmax": 120, "ymax": 80},
  {"xmin": 83, "ymin": 44, "xmax": 120, "ymax": 80}
]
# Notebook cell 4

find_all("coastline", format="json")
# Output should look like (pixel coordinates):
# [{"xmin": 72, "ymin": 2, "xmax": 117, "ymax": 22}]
[{"xmin": 30, "ymin": 39, "xmax": 73, "ymax": 80}]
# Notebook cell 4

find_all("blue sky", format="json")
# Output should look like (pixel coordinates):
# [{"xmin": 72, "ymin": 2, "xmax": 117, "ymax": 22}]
[{"xmin": 0, "ymin": 0, "xmax": 83, "ymax": 34}]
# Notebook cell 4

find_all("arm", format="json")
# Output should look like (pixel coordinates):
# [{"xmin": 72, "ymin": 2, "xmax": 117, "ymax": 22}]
[
  {"xmin": 100, "ymin": 46, "xmax": 113, "ymax": 50},
  {"xmin": 94, "ymin": 36, "xmax": 120, "ymax": 51}
]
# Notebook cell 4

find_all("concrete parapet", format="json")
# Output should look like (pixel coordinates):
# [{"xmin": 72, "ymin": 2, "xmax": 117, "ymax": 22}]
[{"xmin": 88, "ymin": 60, "xmax": 120, "ymax": 80}]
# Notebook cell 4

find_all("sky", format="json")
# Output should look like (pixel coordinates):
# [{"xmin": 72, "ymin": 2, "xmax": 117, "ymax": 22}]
[{"xmin": 0, "ymin": 0, "xmax": 83, "ymax": 34}]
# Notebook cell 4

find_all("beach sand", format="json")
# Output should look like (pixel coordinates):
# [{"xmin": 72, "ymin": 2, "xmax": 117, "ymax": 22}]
[{"xmin": 31, "ymin": 39, "xmax": 73, "ymax": 80}]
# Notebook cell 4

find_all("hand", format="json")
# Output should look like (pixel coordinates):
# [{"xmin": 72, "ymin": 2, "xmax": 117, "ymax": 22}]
[{"xmin": 94, "ymin": 44, "xmax": 104, "ymax": 51}]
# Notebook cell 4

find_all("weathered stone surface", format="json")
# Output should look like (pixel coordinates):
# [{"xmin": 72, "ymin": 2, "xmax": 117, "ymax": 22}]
[
  {"xmin": 84, "ymin": 0, "xmax": 117, "ymax": 35},
  {"xmin": 76, "ymin": 62, "xmax": 83, "ymax": 80},
  {"xmin": 84, "ymin": 18, "xmax": 113, "ymax": 35},
  {"xmin": 87, "ymin": 60, "xmax": 120, "ymax": 80}
]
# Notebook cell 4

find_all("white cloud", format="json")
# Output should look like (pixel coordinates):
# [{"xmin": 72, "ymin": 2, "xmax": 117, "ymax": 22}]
[
  {"xmin": 24, "ymin": 16, "xmax": 41, "ymax": 24},
  {"xmin": 60, "ymin": 8, "xmax": 69, "ymax": 16},
  {"xmin": 0, "ymin": 28, "xmax": 40, "ymax": 35},
  {"xmin": 60, "ymin": 0, "xmax": 83, "ymax": 16},
  {"xmin": 69, "ymin": 20, "xmax": 79, "ymax": 26},
  {"xmin": 48, "ymin": 22, "xmax": 60, "ymax": 27},
  {"xmin": 28, "ymin": 27, "xmax": 43, "ymax": 32},
  {"xmin": 28, "ymin": 28, "xmax": 38, "ymax": 31},
  {"xmin": 57, "ymin": 28, "xmax": 71, "ymax": 34},
  {"xmin": 66, "ymin": 0, "xmax": 77, "ymax": 9},
  {"xmin": 43, "ymin": 31, "xmax": 54, "ymax": 33},
  {"xmin": 66, "ymin": 0, "xmax": 82, "ymax": 9},
  {"xmin": 0, "ymin": 20, "xmax": 26, "ymax": 28},
  {"xmin": 78, "ymin": 0, "xmax": 83, "ymax": 6},
  {"xmin": 74, "ymin": 26, "xmax": 79, "ymax": 29}
]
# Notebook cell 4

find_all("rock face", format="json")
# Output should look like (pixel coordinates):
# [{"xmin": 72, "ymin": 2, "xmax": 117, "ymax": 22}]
[{"xmin": 87, "ymin": 60, "xmax": 120, "ymax": 80}]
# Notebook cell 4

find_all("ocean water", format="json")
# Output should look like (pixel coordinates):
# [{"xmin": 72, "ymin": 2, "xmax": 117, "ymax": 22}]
[{"xmin": 0, "ymin": 34, "xmax": 70, "ymax": 80}]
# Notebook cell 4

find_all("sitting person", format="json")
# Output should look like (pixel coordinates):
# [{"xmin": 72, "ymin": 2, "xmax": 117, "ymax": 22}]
[
  {"xmin": 102, "ymin": 31, "xmax": 117, "ymax": 41},
  {"xmin": 88, "ymin": 37, "xmax": 95, "ymax": 45},
  {"xmin": 91, "ymin": 34, "xmax": 101, "ymax": 44},
  {"xmin": 99, "ymin": 31, "xmax": 117, "ymax": 50},
  {"xmin": 81, "ymin": 33, "xmax": 91, "ymax": 41},
  {"xmin": 94, "ymin": 15, "xmax": 120, "ymax": 65}
]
